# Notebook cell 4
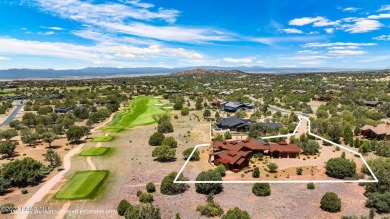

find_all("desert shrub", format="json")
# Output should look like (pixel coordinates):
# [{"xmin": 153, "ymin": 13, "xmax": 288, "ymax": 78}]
[
  {"xmin": 139, "ymin": 192, "xmax": 154, "ymax": 203},
  {"xmin": 320, "ymin": 192, "xmax": 341, "ymax": 212},
  {"xmin": 296, "ymin": 167, "xmax": 303, "ymax": 175},
  {"xmin": 136, "ymin": 190, "xmax": 142, "ymax": 197},
  {"xmin": 162, "ymin": 136, "xmax": 177, "ymax": 148},
  {"xmin": 221, "ymin": 207, "xmax": 251, "ymax": 219},
  {"xmin": 0, "ymin": 203, "xmax": 15, "ymax": 214},
  {"xmin": 148, "ymin": 132, "xmax": 165, "ymax": 146},
  {"xmin": 215, "ymin": 164, "xmax": 226, "ymax": 177},
  {"xmin": 160, "ymin": 172, "xmax": 189, "ymax": 195},
  {"xmin": 146, "ymin": 182, "xmax": 156, "ymax": 193},
  {"xmin": 0, "ymin": 157, "xmax": 45, "ymax": 187},
  {"xmin": 124, "ymin": 204, "xmax": 161, "ymax": 219},
  {"xmin": 157, "ymin": 121, "xmax": 174, "ymax": 133},
  {"xmin": 196, "ymin": 194, "xmax": 224, "ymax": 217},
  {"xmin": 117, "ymin": 199, "xmax": 131, "ymax": 216},
  {"xmin": 267, "ymin": 163, "xmax": 278, "ymax": 173},
  {"xmin": 152, "ymin": 145, "xmax": 176, "ymax": 162},
  {"xmin": 252, "ymin": 167, "xmax": 260, "ymax": 178},
  {"xmin": 182, "ymin": 147, "xmax": 200, "ymax": 161},
  {"xmin": 252, "ymin": 183, "xmax": 271, "ymax": 196},
  {"xmin": 224, "ymin": 131, "xmax": 232, "ymax": 139},
  {"xmin": 365, "ymin": 192, "xmax": 390, "ymax": 213},
  {"xmin": 307, "ymin": 183, "xmax": 315, "ymax": 190},
  {"xmin": 325, "ymin": 157, "xmax": 356, "ymax": 179},
  {"xmin": 21, "ymin": 189, "xmax": 28, "ymax": 194},
  {"xmin": 195, "ymin": 170, "xmax": 223, "ymax": 194}
]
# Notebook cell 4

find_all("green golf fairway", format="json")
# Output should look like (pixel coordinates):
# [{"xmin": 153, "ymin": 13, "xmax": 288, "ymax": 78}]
[
  {"xmin": 104, "ymin": 96, "xmax": 170, "ymax": 132},
  {"xmin": 91, "ymin": 136, "xmax": 114, "ymax": 142},
  {"xmin": 79, "ymin": 147, "xmax": 111, "ymax": 156},
  {"xmin": 54, "ymin": 171, "xmax": 108, "ymax": 200}
]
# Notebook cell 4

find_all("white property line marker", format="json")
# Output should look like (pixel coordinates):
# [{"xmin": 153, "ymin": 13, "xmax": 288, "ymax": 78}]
[{"xmin": 174, "ymin": 116, "xmax": 378, "ymax": 184}]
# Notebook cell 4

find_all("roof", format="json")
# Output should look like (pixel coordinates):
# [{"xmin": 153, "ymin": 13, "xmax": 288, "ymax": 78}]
[
  {"xmin": 363, "ymin": 101, "xmax": 382, "ymax": 105},
  {"xmin": 263, "ymin": 122, "xmax": 283, "ymax": 129},
  {"xmin": 361, "ymin": 124, "xmax": 390, "ymax": 135},
  {"xmin": 216, "ymin": 116, "xmax": 250, "ymax": 128}
]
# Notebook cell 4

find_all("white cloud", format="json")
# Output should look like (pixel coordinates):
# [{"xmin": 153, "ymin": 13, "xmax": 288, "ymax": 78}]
[
  {"xmin": 299, "ymin": 60, "xmax": 326, "ymax": 66},
  {"xmin": 303, "ymin": 42, "xmax": 376, "ymax": 48},
  {"xmin": 313, "ymin": 18, "xmax": 340, "ymax": 27},
  {"xmin": 287, "ymin": 55, "xmax": 329, "ymax": 61},
  {"xmin": 122, "ymin": 0, "xmax": 155, "ymax": 9},
  {"xmin": 40, "ymin": 26, "xmax": 64, "ymax": 31},
  {"xmin": 0, "ymin": 56, "xmax": 10, "ymax": 61},
  {"xmin": 328, "ymin": 46, "xmax": 359, "ymax": 50},
  {"xmin": 367, "ymin": 14, "xmax": 390, "ymax": 19},
  {"xmin": 252, "ymin": 35, "xmax": 326, "ymax": 46},
  {"xmin": 278, "ymin": 65, "xmax": 297, "ymax": 68},
  {"xmin": 342, "ymin": 19, "xmax": 383, "ymax": 33},
  {"xmin": 378, "ymin": 5, "xmax": 390, "ymax": 12},
  {"xmin": 297, "ymin": 50, "xmax": 321, "ymax": 54},
  {"xmin": 38, "ymin": 31, "xmax": 55, "ymax": 35},
  {"xmin": 223, "ymin": 57, "xmax": 253, "ymax": 64},
  {"xmin": 324, "ymin": 28, "xmax": 334, "ymax": 34},
  {"xmin": 328, "ymin": 50, "xmax": 367, "ymax": 56},
  {"xmin": 282, "ymin": 28, "xmax": 303, "ymax": 34},
  {"xmin": 373, "ymin": 35, "xmax": 390, "ymax": 41},
  {"xmin": 343, "ymin": 7, "xmax": 360, "ymax": 12},
  {"xmin": 289, "ymin": 16, "xmax": 324, "ymax": 26}
]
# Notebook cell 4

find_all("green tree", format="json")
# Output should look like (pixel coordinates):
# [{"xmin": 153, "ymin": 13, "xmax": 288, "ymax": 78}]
[
  {"xmin": 0, "ymin": 129, "xmax": 18, "ymax": 141},
  {"xmin": 160, "ymin": 172, "xmax": 189, "ymax": 195},
  {"xmin": 157, "ymin": 121, "xmax": 174, "ymax": 133},
  {"xmin": 0, "ymin": 177, "xmax": 11, "ymax": 195},
  {"xmin": 43, "ymin": 149, "xmax": 62, "ymax": 169},
  {"xmin": 152, "ymin": 145, "xmax": 176, "ymax": 162},
  {"xmin": 215, "ymin": 164, "xmax": 226, "ymax": 177},
  {"xmin": 146, "ymin": 182, "xmax": 156, "ymax": 193},
  {"xmin": 267, "ymin": 163, "xmax": 278, "ymax": 173},
  {"xmin": 0, "ymin": 141, "xmax": 16, "ymax": 157},
  {"xmin": 148, "ymin": 132, "xmax": 165, "ymax": 146},
  {"xmin": 66, "ymin": 125, "xmax": 85, "ymax": 143},
  {"xmin": 221, "ymin": 207, "xmax": 251, "ymax": 219},
  {"xmin": 307, "ymin": 182, "xmax": 315, "ymax": 190},
  {"xmin": 252, "ymin": 167, "xmax": 260, "ymax": 178},
  {"xmin": 42, "ymin": 131, "xmax": 57, "ymax": 148},
  {"xmin": 182, "ymin": 147, "xmax": 200, "ymax": 161},
  {"xmin": 162, "ymin": 136, "xmax": 177, "ymax": 148},
  {"xmin": 325, "ymin": 157, "xmax": 356, "ymax": 179},
  {"xmin": 301, "ymin": 140, "xmax": 320, "ymax": 155},
  {"xmin": 195, "ymin": 170, "xmax": 223, "ymax": 194},
  {"xmin": 0, "ymin": 158, "xmax": 45, "ymax": 187},
  {"xmin": 196, "ymin": 194, "xmax": 224, "ymax": 217},
  {"xmin": 139, "ymin": 192, "xmax": 154, "ymax": 203},
  {"xmin": 213, "ymin": 134, "xmax": 224, "ymax": 142},
  {"xmin": 320, "ymin": 192, "xmax": 341, "ymax": 212},
  {"xmin": 117, "ymin": 199, "xmax": 131, "ymax": 216},
  {"xmin": 180, "ymin": 107, "xmax": 189, "ymax": 116},
  {"xmin": 203, "ymin": 109, "xmax": 211, "ymax": 118},
  {"xmin": 20, "ymin": 129, "xmax": 39, "ymax": 146},
  {"xmin": 375, "ymin": 141, "xmax": 390, "ymax": 157},
  {"xmin": 224, "ymin": 131, "xmax": 232, "ymax": 140},
  {"xmin": 252, "ymin": 183, "xmax": 271, "ymax": 196}
]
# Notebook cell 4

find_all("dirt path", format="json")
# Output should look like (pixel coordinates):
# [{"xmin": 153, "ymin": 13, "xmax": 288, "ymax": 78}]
[{"xmin": 15, "ymin": 143, "xmax": 84, "ymax": 219}]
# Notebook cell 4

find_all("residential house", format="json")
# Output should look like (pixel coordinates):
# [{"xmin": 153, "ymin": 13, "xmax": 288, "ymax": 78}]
[
  {"xmin": 363, "ymin": 101, "xmax": 382, "ymax": 107},
  {"xmin": 54, "ymin": 106, "xmax": 75, "ymax": 114},
  {"xmin": 361, "ymin": 124, "xmax": 390, "ymax": 140},
  {"xmin": 211, "ymin": 140, "xmax": 301, "ymax": 172},
  {"xmin": 222, "ymin": 102, "xmax": 254, "ymax": 112},
  {"xmin": 216, "ymin": 117, "xmax": 251, "ymax": 132}
]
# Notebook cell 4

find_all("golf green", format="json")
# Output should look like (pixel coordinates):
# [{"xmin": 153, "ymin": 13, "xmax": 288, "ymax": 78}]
[
  {"xmin": 91, "ymin": 136, "xmax": 114, "ymax": 142},
  {"xmin": 54, "ymin": 170, "xmax": 108, "ymax": 200},
  {"xmin": 104, "ymin": 96, "xmax": 170, "ymax": 132},
  {"xmin": 79, "ymin": 147, "xmax": 111, "ymax": 156}
]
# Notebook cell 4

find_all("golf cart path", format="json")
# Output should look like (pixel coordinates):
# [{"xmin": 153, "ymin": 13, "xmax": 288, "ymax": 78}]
[{"xmin": 16, "ymin": 115, "xmax": 116, "ymax": 219}]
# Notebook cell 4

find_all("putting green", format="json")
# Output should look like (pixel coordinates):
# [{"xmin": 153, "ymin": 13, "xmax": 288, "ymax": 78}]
[
  {"xmin": 104, "ymin": 96, "xmax": 170, "ymax": 132},
  {"xmin": 54, "ymin": 171, "xmax": 108, "ymax": 200},
  {"xmin": 79, "ymin": 147, "xmax": 111, "ymax": 156},
  {"xmin": 91, "ymin": 136, "xmax": 114, "ymax": 142}
]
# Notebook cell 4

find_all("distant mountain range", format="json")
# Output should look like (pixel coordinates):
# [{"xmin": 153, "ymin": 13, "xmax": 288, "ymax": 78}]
[{"xmin": 0, "ymin": 66, "xmax": 380, "ymax": 80}]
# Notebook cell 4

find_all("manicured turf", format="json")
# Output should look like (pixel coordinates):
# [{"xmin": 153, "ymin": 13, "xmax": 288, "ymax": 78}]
[
  {"xmin": 104, "ymin": 96, "xmax": 170, "ymax": 132},
  {"xmin": 54, "ymin": 170, "xmax": 108, "ymax": 200},
  {"xmin": 79, "ymin": 147, "xmax": 111, "ymax": 156},
  {"xmin": 91, "ymin": 136, "xmax": 114, "ymax": 142}
]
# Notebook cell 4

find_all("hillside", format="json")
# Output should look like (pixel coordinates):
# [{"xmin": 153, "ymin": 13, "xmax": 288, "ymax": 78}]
[{"xmin": 170, "ymin": 68, "xmax": 248, "ymax": 76}]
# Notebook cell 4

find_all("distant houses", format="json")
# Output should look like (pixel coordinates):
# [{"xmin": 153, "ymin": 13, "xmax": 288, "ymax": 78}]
[
  {"xmin": 363, "ymin": 101, "xmax": 382, "ymax": 107},
  {"xmin": 222, "ymin": 102, "xmax": 254, "ymax": 112},
  {"xmin": 211, "ymin": 140, "xmax": 301, "ymax": 172},
  {"xmin": 215, "ymin": 116, "xmax": 283, "ymax": 133},
  {"xmin": 361, "ymin": 124, "xmax": 390, "ymax": 140},
  {"xmin": 292, "ymin": 90, "xmax": 307, "ymax": 94},
  {"xmin": 54, "ymin": 106, "xmax": 75, "ymax": 114}
]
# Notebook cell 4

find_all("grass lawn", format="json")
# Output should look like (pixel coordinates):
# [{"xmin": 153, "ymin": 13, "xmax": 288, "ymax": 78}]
[
  {"xmin": 104, "ymin": 96, "xmax": 170, "ymax": 132},
  {"xmin": 79, "ymin": 147, "xmax": 112, "ymax": 156},
  {"xmin": 54, "ymin": 170, "xmax": 108, "ymax": 200},
  {"xmin": 91, "ymin": 136, "xmax": 114, "ymax": 142}
]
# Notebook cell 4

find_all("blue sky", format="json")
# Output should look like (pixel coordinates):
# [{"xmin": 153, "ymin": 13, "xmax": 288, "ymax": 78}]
[{"xmin": 0, "ymin": 0, "xmax": 389, "ymax": 69}]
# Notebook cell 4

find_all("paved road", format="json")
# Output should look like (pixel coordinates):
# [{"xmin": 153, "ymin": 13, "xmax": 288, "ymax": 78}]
[{"xmin": 0, "ymin": 103, "xmax": 24, "ymax": 126}]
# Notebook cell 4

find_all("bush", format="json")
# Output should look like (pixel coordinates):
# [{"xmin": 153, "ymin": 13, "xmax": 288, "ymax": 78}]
[
  {"xmin": 296, "ymin": 167, "xmax": 303, "ymax": 175},
  {"xmin": 21, "ymin": 189, "xmax": 28, "ymax": 194},
  {"xmin": 252, "ymin": 183, "xmax": 271, "ymax": 196},
  {"xmin": 320, "ymin": 192, "xmax": 341, "ymax": 212},
  {"xmin": 196, "ymin": 195, "xmax": 224, "ymax": 217},
  {"xmin": 0, "ymin": 203, "xmax": 15, "ymax": 214},
  {"xmin": 117, "ymin": 199, "xmax": 131, "ymax": 216},
  {"xmin": 136, "ymin": 190, "xmax": 142, "ymax": 197},
  {"xmin": 182, "ymin": 147, "xmax": 200, "ymax": 161},
  {"xmin": 325, "ymin": 157, "xmax": 356, "ymax": 179},
  {"xmin": 139, "ymin": 192, "xmax": 154, "ymax": 203},
  {"xmin": 224, "ymin": 131, "xmax": 232, "ymax": 140},
  {"xmin": 148, "ymin": 132, "xmax": 165, "ymax": 146},
  {"xmin": 307, "ymin": 183, "xmax": 315, "ymax": 190},
  {"xmin": 267, "ymin": 163, "xmax": 278, "ymax": 173},
  {"xmin": 365, "ymin": 192, "xmax": 390, "ymax": 213},
  {"xmin": 195, "ymin": 170, "xmax": 223, "ymax": 194},
  {"xmin": 146, "ymin": 182, "xmax": 156, "ymax": 193},
  {"xmin": 252, "ymin": 167, "xmax": 260, "ymax": 178},
  {"xmin": 181, "ymin": 107, "xmax": 189, "ymax": 116},
  {"xmin": 215, "ymin": 164, "xmax": 226, "ymax": 177},
  {"xmin": 160, "ymin": 172, "xmax": 189, "ymax": 195},
  {"xmin": 0, "ymin": 157, "xmax": 45, "ymax": 187},
  {"xmin": 152, "ymin": 145, "xmax": 176, "ymax": 162},
  {"xmin": 221, "ymin": 207, "xmax": 251, "ymax": 219},
  {"xmin": 124, "ymin": 204, "xmax": 161, "ymax": 219},
  {"xmin": 157, "ymin": 121, "xmax": 174, "ymax": 133},
  {"xmin": 162, "ymin": 136, "xmax": 177, "ymax": 148}
]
